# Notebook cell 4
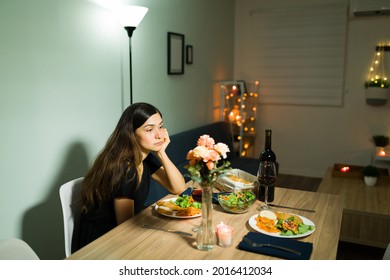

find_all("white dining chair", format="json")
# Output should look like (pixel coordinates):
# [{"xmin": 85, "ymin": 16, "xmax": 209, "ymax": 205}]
[
  {"xmin": 0, "ymin": 238, "xmax": 40, "ymax": 260},
  {"xmin": 59, "ymin": 177, "xmax": 83, "ymax": 257}
]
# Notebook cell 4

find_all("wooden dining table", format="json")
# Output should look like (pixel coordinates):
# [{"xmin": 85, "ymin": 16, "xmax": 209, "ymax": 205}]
[{"xmin": 66, "ymin": 186, "xmax": 343, "ymax": 260}]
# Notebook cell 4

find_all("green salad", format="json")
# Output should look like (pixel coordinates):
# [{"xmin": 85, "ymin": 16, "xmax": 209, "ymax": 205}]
[
  {"xmin": 218, "ymin": 191, "xmax": 256, "ymax": 211},
  {"xmin": 276, "ymin": 216, "xmax": 315, "ymax": 236},
  {"xmin": 175, "ymin": 195, "xmax": 201, "ymax": 209}
]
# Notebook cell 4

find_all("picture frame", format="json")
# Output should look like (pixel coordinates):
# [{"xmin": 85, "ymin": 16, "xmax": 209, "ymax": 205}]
[
  {"xmin": 186, "ymin": 45, "xmax": 193, "ymax": 64},
  {"xmin": 167, "ymin": 32, "xmax": 184, "ymax": 75}
]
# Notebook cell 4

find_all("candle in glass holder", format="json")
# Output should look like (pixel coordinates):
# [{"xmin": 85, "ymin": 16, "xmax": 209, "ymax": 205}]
[
  {"xmin": 377, "ymin": 147, "xmax": 386, "ymax": 157},
  {"xmin": 216, "ymin": 222, "xmax": 234, "ymax": 247},
  {"xmin": 340, "ymin": 166, "xmax": 350, "ymax": 173}
]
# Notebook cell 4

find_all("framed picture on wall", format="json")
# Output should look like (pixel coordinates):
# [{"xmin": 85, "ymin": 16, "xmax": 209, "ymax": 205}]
[
  {"xmin": 167, "ymin": 32, "xmax": 184, "ymax": 75},
  {"xmin": 186, "ymin": 45, "xmax": 193, "ymax": 64}
]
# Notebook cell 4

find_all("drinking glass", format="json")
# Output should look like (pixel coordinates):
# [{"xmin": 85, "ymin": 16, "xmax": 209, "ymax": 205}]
[
  {"xmin": 191, "ymin": 184, "xmax": 202, "ymax": 203},
  {"xmin": 257, "ymin": 161, "xmax": 277, "ymax": 210},
  {"xmin": 191, "ymin": 182, "xmax": 202, "ymax": 232}
]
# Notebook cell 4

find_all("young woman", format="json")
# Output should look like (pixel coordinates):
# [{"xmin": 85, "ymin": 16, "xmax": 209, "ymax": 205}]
[{"xmin": 73, "ymin": 102, "xmax": 186, "ymax": 251}]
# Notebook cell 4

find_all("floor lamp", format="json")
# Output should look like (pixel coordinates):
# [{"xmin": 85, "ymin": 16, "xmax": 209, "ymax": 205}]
[{"xmin": 111, "ymin": 6, "xmax": 148, "ymax": 105}]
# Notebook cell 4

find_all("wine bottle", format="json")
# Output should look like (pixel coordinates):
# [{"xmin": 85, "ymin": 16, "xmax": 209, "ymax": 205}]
[{"xmin": 257, "ymin": 129, "xmax": 278, "ymax": 202}]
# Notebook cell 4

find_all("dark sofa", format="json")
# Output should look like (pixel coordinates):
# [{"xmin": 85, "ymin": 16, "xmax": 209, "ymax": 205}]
[{"xmin": 145, "ymin": 121, "xmax": 260, "ymax": 205}]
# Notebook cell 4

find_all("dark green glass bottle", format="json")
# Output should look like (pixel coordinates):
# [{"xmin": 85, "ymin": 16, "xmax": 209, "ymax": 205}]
[{"xmin": 258, "ymin": 129, "xmax": 278, "ymax": 202}]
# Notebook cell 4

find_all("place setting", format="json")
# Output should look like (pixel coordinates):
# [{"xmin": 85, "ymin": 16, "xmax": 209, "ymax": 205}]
[
  {"xmin": 233, "ymin": 203, "xmax": 316, "ymax": 259},
  {"xmin": 235, "ymin": 161, "xmax": 315, "ymax": 259}
]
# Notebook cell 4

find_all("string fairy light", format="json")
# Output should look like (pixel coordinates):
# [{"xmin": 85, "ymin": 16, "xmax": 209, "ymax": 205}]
[
  {"xmin": 367, "ymin": 43, "xmax": 388, "ymax": 88},
  {"xmin": 220, "ymin": 80, "xmax": 260, "ymax": 157}
]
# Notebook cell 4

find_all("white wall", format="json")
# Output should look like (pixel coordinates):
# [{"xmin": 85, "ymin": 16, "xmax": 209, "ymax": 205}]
[
  {"xmin": 0, "ymin": 0, "xmax": 234, "ymax": 259},
  {"xmin": 235, "ymin": 0, "xmax": 390, "ymax": 178}
]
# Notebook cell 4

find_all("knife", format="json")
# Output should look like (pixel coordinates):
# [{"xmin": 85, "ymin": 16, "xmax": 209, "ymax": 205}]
[
  {"xmin": 267, "ymin": 204, "xmax": 316, "ymax": 213},
  {"xmin": 141, "ymin": 224, "xmax": 193, "ymax": 237}
]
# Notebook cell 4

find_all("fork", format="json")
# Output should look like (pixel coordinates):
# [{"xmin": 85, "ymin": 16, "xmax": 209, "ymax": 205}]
[
  {"xmin": 142, "ymin": 224, "xmax": 193, "ymax": 237},
  {"xmin": 243, "ymin": 237, "xmax": 301, "ymax": 256}
]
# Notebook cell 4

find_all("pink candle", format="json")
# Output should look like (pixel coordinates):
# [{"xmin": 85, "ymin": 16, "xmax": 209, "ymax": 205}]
[{"xmin": 216, "ymin": 222, "xmax": 234, "ymax": 247}]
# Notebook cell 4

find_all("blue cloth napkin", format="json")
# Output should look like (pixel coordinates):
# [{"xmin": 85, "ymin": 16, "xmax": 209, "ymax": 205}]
[{"xmin": 238, "ymin": 232, "xmax": 313, "ymax": 260}]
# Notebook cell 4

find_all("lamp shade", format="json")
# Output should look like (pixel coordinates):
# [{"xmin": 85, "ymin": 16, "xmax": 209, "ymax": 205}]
[{"xmin": 111, "ymin": 5, "xmax": 148, "ymax": 27}]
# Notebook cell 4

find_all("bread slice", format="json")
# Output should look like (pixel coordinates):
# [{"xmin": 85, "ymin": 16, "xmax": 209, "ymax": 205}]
[
  {"xmin": 156, "ymin": 206, "xmax": 173, "ymax": 216},
  {"xmin": 259, "ymin": 210, "xmax": 277, "ymax": 220}
]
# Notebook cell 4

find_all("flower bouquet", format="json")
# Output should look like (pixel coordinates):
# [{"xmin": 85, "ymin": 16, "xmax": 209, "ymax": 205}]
[
  {"xmin": 185, "ymin": 134, "xmax": 231, "ymax": 184},
  {"xmin": 184, "ymin": 134, "xmax": 232, "ymax": 251}
]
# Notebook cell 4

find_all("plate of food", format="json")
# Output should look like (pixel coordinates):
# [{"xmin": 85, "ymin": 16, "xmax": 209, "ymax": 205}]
[
  {"xmin": 155, "ymin": 195, "xmax": 201, "ymax": 218},
  {"xmin": 248, "ymin": 210, "xmax": 316, "ymax": 238}
]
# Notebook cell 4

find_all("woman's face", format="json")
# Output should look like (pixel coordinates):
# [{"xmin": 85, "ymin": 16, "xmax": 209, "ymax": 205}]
[{"xmin": 135, "ymin": 113, "xmax": 165, "ymax": 155}]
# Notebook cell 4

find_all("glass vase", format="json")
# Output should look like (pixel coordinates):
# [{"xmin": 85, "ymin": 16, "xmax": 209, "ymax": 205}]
[{"xmin": 196, "ymin": 182, "xmax": 216, "ymax": 251}]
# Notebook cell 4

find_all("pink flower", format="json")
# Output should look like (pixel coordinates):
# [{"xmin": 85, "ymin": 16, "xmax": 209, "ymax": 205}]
[
  {"xmin": 185, "ymin": 134, "xmax": 231, "ymax": 184},
  {"xmin": 192, "ymin": 146, "xmax": 209, "ymax": 159},
  {"xmin": 197, "ymin": 134, "xmax": 215, "ymax": 148},
  {"xmin": 203, "ymin": 149, "xmax": 221, "ymax": 162},
  {"xmin": 206, "ymin": 161, "xmax": 215, "ymax": 170},
  {"xmin": 186, "ymin": 150, "xmax": 197, "ymax": 166},
  {"xmin": 214, "ymin": 143, "xmax": 230, "ymax": 159}
]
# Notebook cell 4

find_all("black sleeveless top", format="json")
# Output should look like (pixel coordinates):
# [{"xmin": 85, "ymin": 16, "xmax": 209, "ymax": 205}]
[{"xmin": 73, "ymin": 153, "xmax": 161, "ymax": 252}]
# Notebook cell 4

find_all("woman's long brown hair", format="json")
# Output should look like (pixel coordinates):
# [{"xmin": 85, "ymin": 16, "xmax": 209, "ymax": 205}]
[{"xmin": 81, "ymin": 103, "xmax": 162, "ymax": 213}]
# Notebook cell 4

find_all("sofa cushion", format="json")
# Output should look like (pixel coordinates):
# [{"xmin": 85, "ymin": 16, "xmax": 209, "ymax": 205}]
[{"xmin": 229, "ymin": 157, "xmax": 259, "ymax": 176}]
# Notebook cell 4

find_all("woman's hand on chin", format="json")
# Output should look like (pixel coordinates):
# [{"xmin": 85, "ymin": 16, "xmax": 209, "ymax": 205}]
[{"xmin": 159, "ymin": 128, "xmax": 170, "ymax": 153}]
